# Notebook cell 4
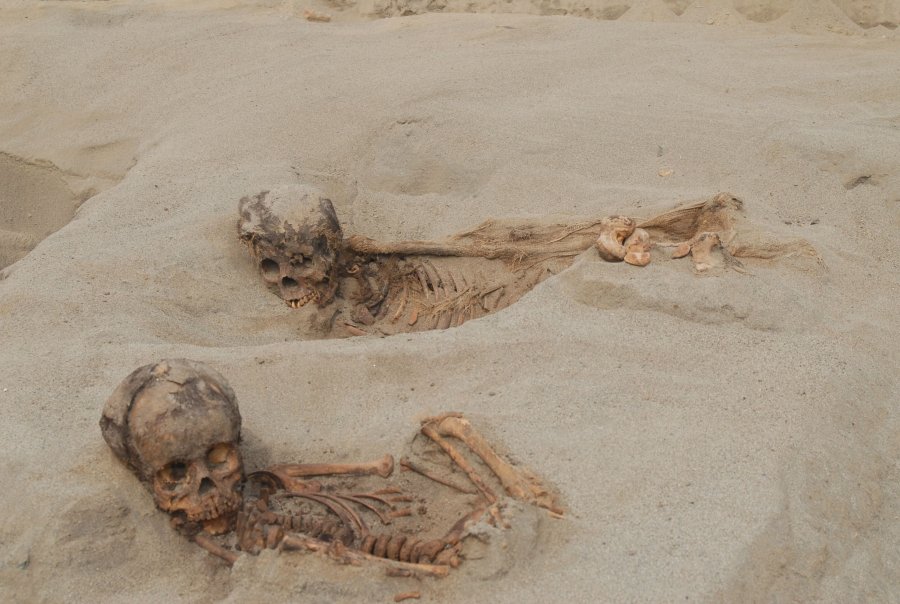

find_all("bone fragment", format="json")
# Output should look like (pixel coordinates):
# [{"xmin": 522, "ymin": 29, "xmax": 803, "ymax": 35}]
[
  {"xmin": 623, "ymin": 228, "xmax": 651, "ymax": 267},
  {"xmin": 337, "ymin": 494, "xmax": 394, "ymax": 525},
  {"xmin": 347, "ymin": 233, "xmax": 598, "ymax": 262},
  {"xmin": 423, "ymin": 414, "xmax": 563, "ymax": 515},
  {"xmin": 302, "ymin": 492, "xmax": 368, "ymax": 538},
  {"xmin": 344, "ymin": 323, "xmax": 368, "ymax": 337},
  {"xmin": 671, "ymin": 232, "xmax": 723, "ymax": 272},
  {"xmin": 422, "ymin": 261, "xmax": 452, "ymax": 329},
  {"xmin": 266, "ymin": 525, "xmax": 284, "ymax": 549},
  {"xmin": 687, "ymin": 232, "xmax": 722, "ymax": 272},
  {"xmin": 672, "ymin": 240, "xmax": 692, "ymax": 258},
  {"xmin": 394, "ymin": 592, "xmax": 421, "ymax": 602},
  {"xmin": 400, "ymin": 458, "xmax": 478, "ymax": 494},
  {"xmin": 595, "ymin": 216, "xmax": 636, "ymax": 262},
  {"xmin": 391, "ymin": 283, "xmax": 409, "ymax": 323},
  {"xmin": 194, "ymin": 533, "xmax": 240, "ymax": 566},
  {"xmin": 268, "ymin": 454, "xmax": 394, "ymax": 479},
  {"xmin": 415, "ymin": 266, "xmax": 432, "ymax": 302},
  {"xmin": 281, "ymin": 534, "xmax": 450, "ymax": 578},
  {"xmin": 420, "ymin": 422, "xmax": 498, "ymax": 504},
  {"xmin": 303, "ymin": 9, "xmax": 331, "ymax": 21}
]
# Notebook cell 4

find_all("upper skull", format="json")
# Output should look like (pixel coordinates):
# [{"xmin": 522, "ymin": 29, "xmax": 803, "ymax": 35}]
[
  {"xmin": 238, "ymin": 186, "xmax": 343, "ymax": 308},
  {"xmin": 100, "ymin": 359, "xmax": 244, "ymax": 535}
]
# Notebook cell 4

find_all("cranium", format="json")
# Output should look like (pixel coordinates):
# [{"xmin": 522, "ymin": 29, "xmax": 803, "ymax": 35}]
[
  {"xmin": 238, "ymin": 185, "xmax": 343, "ymax": 308},
  {"xmin": 100, "ymin": 359, "xmax": 244, "ymax": 535}
]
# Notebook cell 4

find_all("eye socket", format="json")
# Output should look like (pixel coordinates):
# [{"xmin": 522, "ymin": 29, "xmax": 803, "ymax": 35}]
[
  {"xmin": 157, "ymin": 462, "xmax": 188, "ymax": 490},
  {"xmin": 207, "ymin": 444, "xmax": 233, "ymax": 466},
  {"xmin": 260, "ymin": 258, "xmax": 279, "ymax": 279}
]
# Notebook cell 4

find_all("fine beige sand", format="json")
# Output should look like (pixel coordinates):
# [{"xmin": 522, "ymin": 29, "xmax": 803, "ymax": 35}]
[{"xmin": 2, "ymin": 1, "xmax": 900, "ymax": 601}]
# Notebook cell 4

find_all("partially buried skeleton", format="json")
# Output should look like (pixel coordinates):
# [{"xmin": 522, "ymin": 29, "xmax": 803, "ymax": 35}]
[
  {"xmin": 100, "ymin": 359, "xmax": 562, "ymax": 575},
  {"xmin": 238, "ymin": 187, "xmax": 818, "ymax": 337}
]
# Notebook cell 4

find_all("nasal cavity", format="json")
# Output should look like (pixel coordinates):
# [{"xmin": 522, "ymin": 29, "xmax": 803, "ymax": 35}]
[
  {"xmin": 281, "ymin": 276, "xmax": 298, "ymax": 288},
  {"xmin": 198, "ymin": 477, "xmax": 216, "ymax": 496}
]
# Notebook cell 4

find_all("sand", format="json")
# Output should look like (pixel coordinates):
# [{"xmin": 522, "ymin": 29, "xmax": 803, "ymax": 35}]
[{"xmin": 1, "ymin": 0, "xmax": 899, "ymax": 601}]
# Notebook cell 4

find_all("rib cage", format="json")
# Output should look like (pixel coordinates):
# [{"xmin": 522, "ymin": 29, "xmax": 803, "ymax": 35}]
[
  {"xmin": 235, "ymin": 496, "xmax": 459, "ymax": 565},
  {"xmin": 235, "ymin": 501, "xmax": 354, "ymax": 554},
  {"xmin": 366, "ymin": 258, "xmax": 532, "ymax": 333}
]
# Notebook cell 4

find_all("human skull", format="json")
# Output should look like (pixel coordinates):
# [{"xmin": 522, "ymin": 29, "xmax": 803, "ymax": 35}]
[
  {"xmin": 100, "ymin": 359, "xmax": 244, "ymax": 535},
  {"xmin": 238, "ymin": 185, "xmax": 343, "ymax": 309}
]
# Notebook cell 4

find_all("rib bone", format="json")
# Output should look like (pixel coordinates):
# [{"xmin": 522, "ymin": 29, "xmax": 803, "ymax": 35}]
[{"xmin": 281, "ymin": 534, "xmax": 451, "ymax": 578}]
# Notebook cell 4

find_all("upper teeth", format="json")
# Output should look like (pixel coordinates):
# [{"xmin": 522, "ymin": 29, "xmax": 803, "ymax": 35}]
[{"xmin": 287, "ymin": 291, "xmax": 318, "ymax": 309}]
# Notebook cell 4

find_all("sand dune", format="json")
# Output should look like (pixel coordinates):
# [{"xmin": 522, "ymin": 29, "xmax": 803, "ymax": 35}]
[{"xmin": 1, "ymin": 1, "xmax": 900, "ymax": 602}]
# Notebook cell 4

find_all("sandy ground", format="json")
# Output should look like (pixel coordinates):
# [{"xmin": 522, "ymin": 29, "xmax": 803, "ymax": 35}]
[{"xmin": 1, "ymin": 0, "xmax": 900, "ymax": 601}]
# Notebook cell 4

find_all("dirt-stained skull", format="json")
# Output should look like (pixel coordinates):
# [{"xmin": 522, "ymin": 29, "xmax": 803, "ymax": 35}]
[
  {"xmin": 238, "ymin": 185, "xmax": 343, "ymax": 309},
  {"xmin": 100, "ymin": 359, "xmax": 244, "ymax": 535}
]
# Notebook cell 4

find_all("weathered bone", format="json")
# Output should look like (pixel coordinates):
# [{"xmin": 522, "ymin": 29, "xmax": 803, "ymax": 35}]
[
  {"xmin": 238, "ymin": 186, "xmax": 343, "ymax": 308},
  {"xmin": 420, "ymin": 421, "xmax": 499, "ymax": 504},
  {"xmin": 267, "ymin": 454, "xmax": 394, "ymax": 482},
  {"xmin": 105, "ymin": 363, "xmax": 562, "ymax": 574},
  {"xmin": 399, "ymin": 457, "xmax": 478, "ymax": 495},
  {"xmin": 194, "ymin": 533, "xmax": 241, "ymax": 566},
  {"xmin": 100, "ymin": 359, "xmax": 244, "ymax": 536},
  {"xmin": 346, "ymin": 228, "xmax": 603, "ymax": 262},
  {"xmin": 672, "ymin": 231, "xmax": 723, "ymax": 272},
  {"xmin": 422, "ymin": 413, "xmax": 563, "ymax": 515},
  {"xmin": 595, "ymin": 216, "xmax": 636, "ymax": 262},
  {"xmin": 281, "ymin": 534, "xmax": 451, "ymax": 578},
  {"xmin": 623, "ymin": 228, "xmax": 651, "ymax": 267},
  {"xmin": 239, "ymin": 189, "xmax": 818, "ymax": 338}
]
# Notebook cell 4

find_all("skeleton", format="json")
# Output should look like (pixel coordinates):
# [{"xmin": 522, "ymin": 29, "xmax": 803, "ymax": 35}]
[
  {"xmin": 238, "ymin": 187, "xmax": 818, "ymax": 336},
  {"xmin": 100, "ymin": 359, "xmax": 562, "ymax": 575}
]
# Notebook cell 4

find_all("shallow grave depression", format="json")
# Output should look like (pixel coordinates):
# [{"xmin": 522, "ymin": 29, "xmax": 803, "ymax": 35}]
[
  {"xmin": 0, "ymin": 151, "xmax": 127, "ymax": 271},
  {"xmin": 236, "ymin": 186, "xmax": 818, "ymax": 340}
]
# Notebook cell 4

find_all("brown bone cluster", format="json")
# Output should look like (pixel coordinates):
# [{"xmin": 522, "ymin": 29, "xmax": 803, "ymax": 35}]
[
  {"xmin": 101, "ymin": 360, "xmax": 563, "ymax": 576},
  {"xmin": 238, "ymin": 189, "xmax": 817, "ymax": 337}
]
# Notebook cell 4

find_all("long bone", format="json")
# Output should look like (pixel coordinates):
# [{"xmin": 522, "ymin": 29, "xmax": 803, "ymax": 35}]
[
  {"xmin": 421, "ymin": 413, "xmax": 563, "ymax": 515},
  {"xmin": 399, "ymin": 457, "xmax": 478, "ymax": 495},
  {"xmin": 420, "ymin": 421, "xmax": 499, "ymax": 504},
  {"xmin": 345, "ymin": 225, "xmax": 604, "ymax": 262},
  {"xmin": 266, "ymin": 454, "xmax": 394, "ymax": 484},
  {"xmin": 194, "ymin": 533, "xmax": 241, "ymax": 566}
]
